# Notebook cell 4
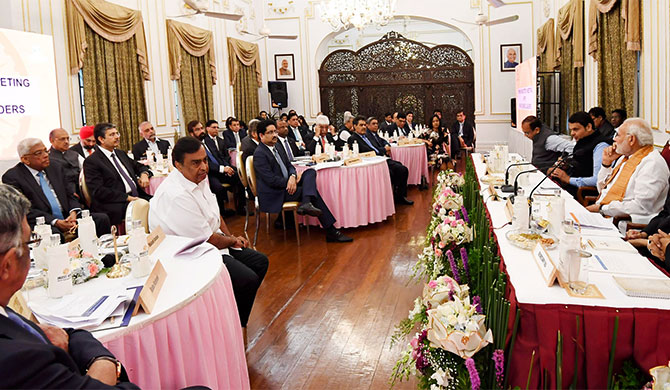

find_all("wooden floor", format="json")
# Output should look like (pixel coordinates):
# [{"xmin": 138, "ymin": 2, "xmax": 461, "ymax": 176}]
[{"xmin": 224, "ymin": 185, "xmax": 433, "ymax": 389}]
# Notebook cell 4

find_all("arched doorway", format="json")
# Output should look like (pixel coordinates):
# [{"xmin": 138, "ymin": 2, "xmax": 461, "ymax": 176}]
[{"xmin": 318, "ymin": 31, "xmax": 474, "ymax": 127}]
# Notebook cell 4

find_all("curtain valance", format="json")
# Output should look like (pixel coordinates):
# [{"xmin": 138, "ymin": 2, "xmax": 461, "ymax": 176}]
[
  {"xmin": 556, "ymin": 0, "xmax": 584, "ymax": 68},
  {"xmin": 588, "ymin": 0, "xmax": 641, "ymax": 59},
  {"xmin": 166, "ymin": 19, "xmax": 216, "ymax": 84},
  {"xmin": 227, "ymin": 38, "xmax": 262, "ymax": 87},
  {"xmin": 537, "ymin": 18, "xmax": 556, "ymax": 70}
]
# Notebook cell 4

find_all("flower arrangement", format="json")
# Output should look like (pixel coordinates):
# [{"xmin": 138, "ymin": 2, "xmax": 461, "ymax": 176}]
[
  {"xmin": 431, "ymin": 215, "xmax": 472, "ymax": 254},
  {"xmin": 435, "ymin": 170, "xmax": 465, "ymax": 190},
  {"xmin": 68, "ymin": 247, "xmax": 105, "ymax": 285},
  {"xmin": 432, "ymin": 187, "xmax": 464, "ymax": 216}
]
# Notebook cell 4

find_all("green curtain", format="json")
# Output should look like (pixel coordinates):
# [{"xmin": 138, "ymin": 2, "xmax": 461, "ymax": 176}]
[
  {"xmin": 82, "ymin": 24, "xmax": 146, "ymax": 151},
  {"xmin": 597, "ymin": 1, "xmax": 637, "ymax": 116},
  {"xmin": 559, "ymin": 35, "xmax": 584, "ymax": 133},
  {"xmin": 177, "ymin": 45, "xmax": 215, "ymax": 126},
  {"xmin": 232, "ymin": 58, "xmax": 259, "ymax": 124}
]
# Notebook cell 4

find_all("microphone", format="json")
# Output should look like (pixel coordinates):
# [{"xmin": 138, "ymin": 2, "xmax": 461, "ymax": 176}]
[
  {"xmin": 528, "ymin": 158, "xmax": 570, "ymax": 200},
  {"xmin": 508, "ymin": 168, "xmax": 539, "ymax": 203},
  {"xmin": 501, "ymin": 162, "xmax": 535, "ymax": 193}
]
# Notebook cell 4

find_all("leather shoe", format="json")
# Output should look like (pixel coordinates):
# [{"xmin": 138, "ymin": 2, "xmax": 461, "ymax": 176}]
[
  {"xmin": 396, "ymin": 197, "xmax": 414, "ymax": 205},
  {"xmin": 297, "ymin": 202, "xmax": 322, "ymax": 217},
  {"xmin": 222, "ymin": 208, "xmax": 236, "ymax": 217},
  {"xmin": 326, "ymin": 230, "xmax": 353, "ymax": 243}
]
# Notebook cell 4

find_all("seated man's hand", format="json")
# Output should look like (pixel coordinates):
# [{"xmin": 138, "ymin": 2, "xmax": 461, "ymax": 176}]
[
  {"xmin": 55, "ymin": 219, "xmax": 76, "ymax": 232},
  {"xmin": 385, "ymin": 145, "xmax": 392, "ymax": 155},
  {"xmin": 550, "ymin": 167, "xmax": 570, "ymax": 184},
  {"xmin": 65, "ymin": 211, "xmax": 78, "ymax": 223},
  {"xmin": 329, "ymin": 125, "xmax": 337, "ymax": 136},
  {"xmin": 137, "ymin": 173, "xmax": 150, "ymax": 189},
  {"xmin": 87, "ymin": 359, "xmax": 118, "ymax": 386},
  {"xmin": 286, "ymin": 175, "xmax": 297, "ymax": 195},
  {"xmin": 224, "ymin": 166, "xmax": 235, "ymax": 176},
  {"xmin": 625, "ymin": 230, "xmax": 647, "ymax": 240},
  {"xmin": 37, "ymin": 324, "xmax": 68, "ymax": 352},
  {"xmin": 585, "ymin": 203, "xmax": 600, "ymax": 213},
  {"xmin": 126, "ymin": 195, "xmax": 139, "ymax": 202},
  {"xmin": 602, "ymin": 145, "xmax": 622, "ymax": 167},
  {"xmin": 234, "ymin": 236, "xmax": 249, "ymax": 248}
]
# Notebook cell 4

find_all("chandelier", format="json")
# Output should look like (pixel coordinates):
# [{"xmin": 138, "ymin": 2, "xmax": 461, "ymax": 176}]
[{"xmin": 318, "ymin": 0, "xmax": 397, "ymax": 31}]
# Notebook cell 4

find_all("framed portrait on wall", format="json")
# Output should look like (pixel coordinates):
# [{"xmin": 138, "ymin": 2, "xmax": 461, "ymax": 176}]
[
  {"xmin": 500, "ymin": 44, "xmax": 522, "ymax": 72},
  {"xmin": 275, "ymin": 54, "xmax": 295, "ymax": 81}
]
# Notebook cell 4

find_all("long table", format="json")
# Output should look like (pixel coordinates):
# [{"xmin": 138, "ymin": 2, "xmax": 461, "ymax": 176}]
[{"xmin": 471, "ymin": 153, "xmax": 670, "ymax": 389}]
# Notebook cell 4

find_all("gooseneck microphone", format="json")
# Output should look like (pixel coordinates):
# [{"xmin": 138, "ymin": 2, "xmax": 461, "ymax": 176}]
[{"xmin": 501, "ymin": 162, "xmax": 535, "ymax": 193}]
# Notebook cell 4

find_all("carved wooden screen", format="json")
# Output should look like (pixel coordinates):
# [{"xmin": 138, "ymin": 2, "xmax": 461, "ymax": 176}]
[{"xmin": 319, "ymin": 32, "xmax": 474, "ymax": 126}]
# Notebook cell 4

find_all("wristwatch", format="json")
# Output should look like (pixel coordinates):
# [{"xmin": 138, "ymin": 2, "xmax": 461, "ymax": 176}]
[{"xmin": 87, "ymin": 356, "xmax": 122, "ymax": 381}]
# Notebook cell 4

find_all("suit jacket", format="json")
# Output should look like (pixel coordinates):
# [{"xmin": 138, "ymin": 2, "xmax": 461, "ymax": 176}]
[
  {"xmin": 253, "ymin": 142, "xmax": 296, "ymax": 213},
  {"xmin": 240, "ymin": 136, "xmax": 259, "ymax": 165},
  {"xmin": 222, "ymin": 129, "xmax": 247, "ymax": 151},
  {"xmin": 278, "ymin": 136, "xmax": 306, "ymax": 160},
  {"xmin": 83, "ymin": 148, "xmax": 151, "ymax": 225},
  {"xmin": 69, "ymin": 143, "xmax": 95, "ymax": 159},
  {"xmin": 449, "ymin": 120, "xmax": 475, "ymax": 148},
  {"xmin": 203, "ymin": 136, "xmax": 231, "ymax": 168},
  {"xmin": 379, "ymin": 121, "xmax": 394, "ymax": 133},
  {"xmin": 287, "ymin": 126, "xmax": 310, "ymax": 146},
  {"xmin": 2, "ymin": 163, "xmax": 82, "ymax": 227},
  {"xmin": 347, "ymin": 132, "xmax": 385, "ymax": 157},
  {"xmin": 388, "ymin": 123, "xmax": 409, "ymax": 137},
  {"xmin": 307, "ymin": 133, "xmax": 338, "ymax": 155},
  {"xmin": 367, "ymin": 130, "xmax": 391, "ymax": 154},
  {"xmin": 131, "ymin": 138, "xmax": 170, "ymax": 161},
  {"xmin": 0, "ymin": 307, "xmax": 138, "ymax": 389},
  {"xmin": 49, "ymin": 147, "xmax": 81, "ymax": 195}
]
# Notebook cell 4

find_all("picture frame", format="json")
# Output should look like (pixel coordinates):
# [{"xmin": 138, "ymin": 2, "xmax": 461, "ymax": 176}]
[
  {"xmin": 274, "ymin": 54, "xmax": 295, "ymax": 81},
  {"xmin": 500, "ymin": 44, "xmax": 522, "ymax": 72}
]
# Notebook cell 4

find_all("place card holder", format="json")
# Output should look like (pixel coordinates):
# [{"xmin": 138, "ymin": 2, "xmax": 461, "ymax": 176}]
[
  {"xmin": 359, "ymin": 151, "xmax": 376, "ymax": 158},
  {"xmin": 312, "ymin": 154, "xmax": 329, "ymax": 163},
  {"xmin": 531, "ymin": 243, "xmax": 565, "ymax": 287},
  {"xmin": 488, "ymin": 184, "xmax": 498, "ymax": 201},
  {"xmin": 146, "ymin": 225, "xmax": 165, "ymax": 255},
  {"xmin": 132, "ymin": 260, "xmax": 167, "ymax": 316},
  {"xmin": 343, "ymin": 157, "xmax": 363, "ymax": 166}
]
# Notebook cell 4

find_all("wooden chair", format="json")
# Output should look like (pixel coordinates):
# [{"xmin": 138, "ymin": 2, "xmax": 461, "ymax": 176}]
[
  {"xmin": 576, "ymin": 186, "xmax": 599, "ymax": 207},
  {"xmin": 79, "ymin": 169, "xmax": 92, "ymax": 208},
  {"xmin": 246, "ymin": 157, "xmax": 302, "ymax": 247},
  {"xmin": 236, "ymin": 150, "xmax": 254, "ymax": 232},
  {"xmin": 124, "ymin": 198, "xmax": 151, "ymax": 233}
]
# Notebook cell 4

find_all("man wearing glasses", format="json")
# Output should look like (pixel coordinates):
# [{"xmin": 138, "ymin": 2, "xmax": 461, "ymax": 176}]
[
  {"xmin": 48, "ymin": 128, "xmax": 81, "ymax": 196},
  {"xmin": 2, "ymin": 139, "xmax": 110, "ymax": 238}
]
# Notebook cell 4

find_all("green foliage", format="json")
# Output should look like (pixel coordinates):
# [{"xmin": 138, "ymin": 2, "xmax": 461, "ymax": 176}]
[
  {"xmin": 389, "ymin": 347, "xmax": 414, "ymax": 389},
  {"xmin": 612, "ymin": 360, "xmax": 649, "ymax": 390}
]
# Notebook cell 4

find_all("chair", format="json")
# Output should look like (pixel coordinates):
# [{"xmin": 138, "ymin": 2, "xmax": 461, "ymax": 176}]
[
  {"xmin": 236, "ymin": 150, "xmax": 253, "ymax": 232},
  {"xmin": 246, "ymin": 156, "xmax": 301, "ymax": 247},
  {"xmin": 576, "ymin": 186, "xmax": 599, "ymax": 207},
  {"xmin": 124, "ymin": 198, "xmax": 150, "ymax": 233},
  {"xmin": 79, "ymin": 169, "xmax": 92, "ymax": 208}
]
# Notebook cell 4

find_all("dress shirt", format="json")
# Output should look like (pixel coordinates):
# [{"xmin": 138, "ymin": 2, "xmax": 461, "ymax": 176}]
[
  {"xmin": 458, "ymin": 122, "xmax": 464, "ymax": 137},
  {"xmin": 233, "ymin": 131, "xmax": 241, "ymax": 147},
  {"xmin": 568, "ymin": 142, "xmax": 608, "ymax": 188},
  {"xmin": 596, "ymin": 149, "xmax": 670, "ymax": 218},
  {"xmin": 149, "ymin": 170, "xmax": 228, "ymax": 254},
  {"xmin": 0, "ymin": 306, "xmax": 6, "ymax": 317},
  {"xmin": 145, "ymin": 139, "xmax": 160, "ymax": 155},
  {"xmin": 313, "ymin": 134, "xmax": 329, "ymax": 149},
  {"xmin": 23, "ymin": 164, "xmax": 78, "ymax": 224},
  {"xmin": 290, "ymin": 127, "xmax": 304, "ymax": 144},
  {"xmin": 98, "ymin": 147, "xmax": 134, "ymax": 194},
  {"xmin": 77, "ymin": 142, "xmax": 94, "ymax": 168},
  {"xmin": 545, "ymin": 135, "xmax": 575, "ymax": 154}
]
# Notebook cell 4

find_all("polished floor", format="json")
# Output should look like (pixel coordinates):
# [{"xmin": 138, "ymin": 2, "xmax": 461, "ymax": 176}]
[{"xmin": 224, "ymin": 185, "xmax": 433, "ymax": 389}]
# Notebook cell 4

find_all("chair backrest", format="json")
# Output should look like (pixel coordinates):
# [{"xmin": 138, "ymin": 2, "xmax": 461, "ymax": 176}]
[
  {"xmin": 237, "ymin": 150, "xmax": 248, "ymax": 188},
  {"xmin": 125, "ymin": 198, "xmax": 150, "ymax": 233},
  {"xmin": 661, "ymin": 141, "xmax": 670, "ymax": 170},
  {"xmin": 246, "ymin": 156, "xmax": 258, "ymax": 197},
  {"xmin": 79, "ymin": 169, "xmax": 92, "ymax": 207}
]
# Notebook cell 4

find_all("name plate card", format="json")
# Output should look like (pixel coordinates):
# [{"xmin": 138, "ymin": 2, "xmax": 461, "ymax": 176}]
[
  {"xmin": 359, "ymin": 151, "xmax": 377, "ymax": 158},
  {"xmin": 398, "ymin": 138, "xmax": 423, "ymax": 146},
  {"xmin": 343, "ymin": 157, "xmax": 363, "ymax": 166},
  {"xmin": 531, "ymin": 242, "xmax": 559, "ymax": 287},
  {"xmin": 8, "ymin": 291, "xmax": 36, "ymax": 322},
  {"xmin": 312, "ymin": 154, "xmax": 329, "ymax": 163},
  {"xmin": 67, "ymin": 238, "xmax": 80, "ymax": 252},
  {"xmin": 146, "ymin": 225, "xmax": 165, "ymax": 255},
  {"xmin": 132, "ymin": 260, "xmax": 167, "ymax": 316}
]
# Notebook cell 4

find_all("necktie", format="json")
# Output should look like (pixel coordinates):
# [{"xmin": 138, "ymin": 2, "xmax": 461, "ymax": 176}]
[
  {"xmin": 203, "ymin": 144, "xmax": 220, "ymax": 171},
  {"xmin": 284, "ymin": 139, "xmax": 294, "ymax": 161},
  {"xmin": 361, "ymin": 135, "xmax": 380, "ymax": 154},
  {"xmin": 321, "ymin": 136, "xmax": 327, "ymax": 149},
  {"xmin": 37, "ymin": 172, "xmax": 64, "ymax": 219},
  {"xmin": 86, "ymin": 148, "xmax": 93, "ymax": 156},
  {"xmin": 273, "ymin": 148, "xmax": 289, "ymax": 180},
  {"xmin": 111, "ymin": 153, "xmax": 139, "ymax": 197},
  {"xmin": 459, "ymin": 123, "xmax": 464, "ymax": 137},
  {"xmin": 234, "ymin": 132, "xmax": 240, "ymax": 147},
  {"xmin": 293, "ymin": 128, "xmax": 302, "ymax": 142},
  {"xmin": 6, "ymin": 311, "xmax": 47, "ymax": 343}
]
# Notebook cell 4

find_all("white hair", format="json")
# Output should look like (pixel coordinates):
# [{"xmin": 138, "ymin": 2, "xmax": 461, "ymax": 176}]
[
  {"xmin": 248, "ymin": 118, "xmax": 260, "ymax": 133},
  {"xmin": 622, "ymin": 118, "xmax": 653, "ymax": 146},
  {"xmin": 17, "ymin": 138, "xmax": 43, "ymax": 157},
  {"xmin": 138, "ymin": 121, "xmax": 151, "ymax": 132},
  {"xmin": 316, "ymin": 115, "xmax": 330, "ymax": 126},
  {"xmin": 343, "ymin": 111, "xmax": 354, "ymax": 122},
  {"xmin": 0, "ymin": 184, "xmax": 31, "ymax": 256}
]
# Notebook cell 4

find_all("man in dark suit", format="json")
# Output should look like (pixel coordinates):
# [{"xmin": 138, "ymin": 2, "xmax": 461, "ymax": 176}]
[
  {"xmin": 589, "ymin": 106, "xmax": 616, "ymax": 140},
  {"xmin": 131, "ymin": 121, "xmax": 170, "ymax": 161},
  {"xmin": 379, "ymin": 112, "xmax": 394, "ymax": 133},
  {"xmin": 83, "ymin": 123, "xmax": 152, "ymax": 226},
  {"xmin": 188, "ymin": 120, "xmax": 247, "ymax": 216},
  {"xmin": 253, "ymin": 120, "xmax": 352, "ymax": 242},
  {"xmin": 307, "ymin": 116, "xmax": 340, "ymax": 155},
  {"xmin": 449, "ymin": 110, "xmax": 475, "ymax": 156},
  {"xmin": 0, "ymin": 184, "xmax": 136, "ymax": 389},
  {"xmin": 3, "ymin": 138, "xmax": 110, "ymax": 238},
  {"xmin": 348, "ymin": 116, "xmax": 413, "ymax": 205},
  {"xmin": 48, "ymin": 128, "xmax": 81, "ymax": 196},
  {"xmin": 286, "ymin": 113, "xmax": 310, "ymax": 153},
  {"xmin": 365, "ymin": 117, "xmax": 392, "ymax": 155},
  {"xmin": 241, "ymin": 119, "xmax": 260, "ymax": 162},
  {"xmin": 69, "ymin": 125, "xmax": 97, "ymax": 168},
  {"xmin": 388, "ymin": 112, "xmax": 410, "ymax": 137},
  {"xmin": 277, "ymin": 119, "xmax": 307, "ymax": 161},
  {"xmin": 222, "ymin": 117, "xmax": 248, "ymax": 151}
]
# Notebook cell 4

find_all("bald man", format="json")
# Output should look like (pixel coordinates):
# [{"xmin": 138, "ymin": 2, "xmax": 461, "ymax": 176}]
[{"xmin": 48, "ymin": 128, "xmax": 81, "ymax": 196}]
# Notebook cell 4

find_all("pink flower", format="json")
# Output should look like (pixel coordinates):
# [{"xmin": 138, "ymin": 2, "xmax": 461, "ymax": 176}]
[
  {"xmin": 88, "ymin": 263, "xmax": 99, "ymax": 276},
  {"xmin": 435, "ymin": 248, "xmax": 443, "ymax": 257},
  {"xmin": 428, "ymin": 280, "xmax": 438, "ymax": 289},
  {"xmin": 450, "ymin": 221, "xmax": 458, "ymax": 227},
  {"xmin": 410, "ymin": 336, "xmax": 419, "ymax": 348}
]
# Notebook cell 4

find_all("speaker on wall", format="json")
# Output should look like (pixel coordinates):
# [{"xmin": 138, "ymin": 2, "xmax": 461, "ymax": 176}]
[{"xmin": 268, "ymin": 81, "xmax": 288, "ymax": 108}]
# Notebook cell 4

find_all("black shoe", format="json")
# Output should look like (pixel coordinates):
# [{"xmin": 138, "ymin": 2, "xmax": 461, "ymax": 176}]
[
  {"xmin": 326, "ymin": 229, "xmax": 353, "ymax": 242},
  {"xmin": 297, "ymin": 202, "xmax": 322, "ymax": 217},
  {"xmin": 222, "ymin": 209, "xmax": 236, "ymax": 217},
  {"xmin": 396, "ymin": 197, "xmax": 414, "ymax": 205}
]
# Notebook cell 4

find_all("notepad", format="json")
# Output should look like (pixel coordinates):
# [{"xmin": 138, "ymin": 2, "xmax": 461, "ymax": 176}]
[
  {"xmin": 587, "ymin": 238, "xmax": 637, "ymax": 253},
  {"xmin": 613, "ymin": 276, "xmax": 670, "ymax": 299}
]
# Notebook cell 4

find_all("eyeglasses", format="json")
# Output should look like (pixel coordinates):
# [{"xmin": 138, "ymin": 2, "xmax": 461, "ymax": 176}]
[{"xmin": 25, "ymin": 232, "xmax": 42, "ymax": 249}]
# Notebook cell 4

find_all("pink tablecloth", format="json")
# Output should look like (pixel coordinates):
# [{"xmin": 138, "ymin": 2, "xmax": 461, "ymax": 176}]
[
  {"xmin": 102, "ymin": 269, "xmax": 250, "ymax": 390},
  {"xmin": 391, "ymin": 144, "xmax": 430, "ymax": 185},
  {"xmin": 295, "ymin": 159, "xmax": 395, "ymax": 228},
  {"xmin": 147, "ymin": 176, "xmax": 166, "ymax": 195}
]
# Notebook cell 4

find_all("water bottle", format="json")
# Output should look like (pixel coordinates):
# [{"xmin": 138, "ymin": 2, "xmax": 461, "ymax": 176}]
[
  {"xmin": 33, "ymin": 216, "xmax": 52, "ymax": 269},
  {"xmin": 512, "ymin": 188, "xmax": 529, "ymax": 231},
  {"xmin": 47, "ymin": 234, "xmax": 72, "ymax": 298},
  {"xmin": 353, "ymin": 141, "xmax": 359, "ymax": 156},
  {"xmin": 128, "ymin": 220, "xmax": 147, "ymax": 256},
  {"xmin": 77, "ymin": 210, "xmax": 98, "ymax": 256}
]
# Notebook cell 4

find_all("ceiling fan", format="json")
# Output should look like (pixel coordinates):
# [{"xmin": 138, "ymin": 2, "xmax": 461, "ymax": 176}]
[
  {"xmin": 452, "ymin": 0, "xmax": 518, "ymax": 26},
  {"xmin": 170, "ymin": 0, "xmax": 244, "ymax": 21},
  {"xmin": 241, "ymin": 24, "xmax": 297, "ymax": 40}
]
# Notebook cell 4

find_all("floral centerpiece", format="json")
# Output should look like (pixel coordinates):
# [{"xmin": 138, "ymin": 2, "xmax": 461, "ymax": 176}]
[
  {"xmin": 432, "ymin": 187, "xmax": 464, "ymax": 216},
  {"xmin": 435, "ymin": 170, "xmax": 465, "ymax": 190},
  {"xmin": 68, "ymin": 247, "xmax": 105, "ymax": 285}
]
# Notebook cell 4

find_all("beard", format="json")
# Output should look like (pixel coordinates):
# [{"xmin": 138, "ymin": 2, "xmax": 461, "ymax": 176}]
[
  {"xmin": 615, "ymin": 142, "xmax": 630, "ymax": 155},
  {"xmin": 196, "ymin": 132, "xmax": 206, "ymax": 141}
]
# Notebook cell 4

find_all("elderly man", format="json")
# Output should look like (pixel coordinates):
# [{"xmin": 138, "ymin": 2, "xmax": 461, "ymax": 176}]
[
  {"xmin": 521, "ymin": 116, "xmax": 574, "ymax": 173},
  {"xmin": 308, "ymin": 115, "xmax": 341, "ymax": 155},
  {"xmin": 149, "ymin": 137, "xmax": 268, "ymax": 331},
  {"xmin": 84, "ymin": 123, "xmax": 152, "ymax": 226},
  {"xmin": 69, "ymin": 125, "xmax": 97, "ymax": 167},
  {"xmin": 48, "ymin": 128, "xmax": 81, "ymax": 194},
  {"xmin": 504, "ymin": 48, "xmax": 519, "ymax": 68},
  {"xmin": 131, "ymin": 121, "xmax": 170, "ymax": 161},
  {"xmin": 2, "ymin": 139, "xmax": 110, "ymax": 237},
  {"xmin": 0, "ymin": 184, "xmax": 136, "ymax": 388},
  {"xmin": 586, "ymin": 118, "xmax": 669, "ymax": 218}
]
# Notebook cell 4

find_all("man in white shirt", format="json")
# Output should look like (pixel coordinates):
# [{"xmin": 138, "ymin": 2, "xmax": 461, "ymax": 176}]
[
  {"xmin": 586, "ymin": 118, "xmax": 669, "ymax": 218},
  {"xmin": 149, "ymin": 136, "xmax": 268, "ymax": 329},
  {"xmin": 131, "ymin": 121, "xmax": 170, "ymax": 161}
]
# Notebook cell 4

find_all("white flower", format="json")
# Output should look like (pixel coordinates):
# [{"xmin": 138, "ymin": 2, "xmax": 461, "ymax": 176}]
[{"xmin": 431, "ymin": 367, "xmax": 452, "ymax": 387}]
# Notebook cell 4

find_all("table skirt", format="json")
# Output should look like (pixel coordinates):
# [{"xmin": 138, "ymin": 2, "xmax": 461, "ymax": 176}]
[
  {"xmin": 102, "ymin": 269, "xmax": 250, "ymax": 390},
  {"xmin": 391, "ymin": 144, "xmax": 430, "ymax": 185},
  {"xmin": 147, "ymin": 176, "xmax": 166, "ymax": 196}
]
